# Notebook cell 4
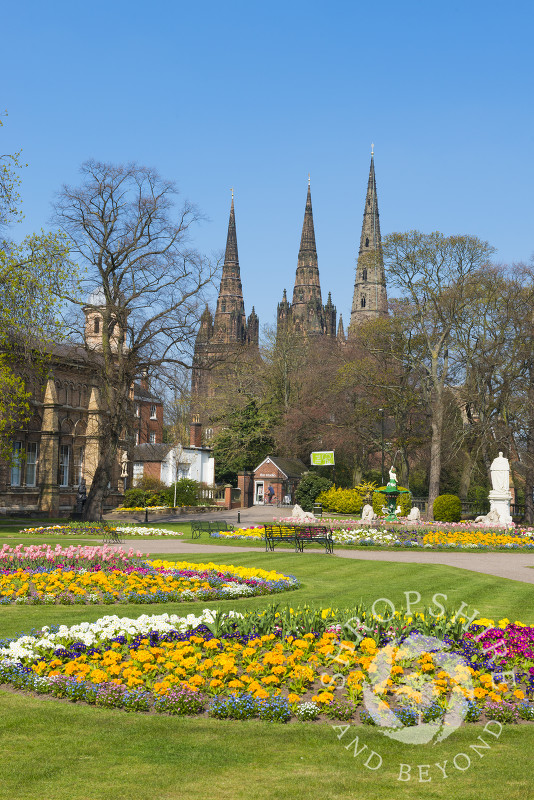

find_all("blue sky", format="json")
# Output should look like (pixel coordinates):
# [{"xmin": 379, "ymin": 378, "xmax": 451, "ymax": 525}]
[{"xmin": 2, "ymin": 0, "xmax": 533, "ymax": 331}]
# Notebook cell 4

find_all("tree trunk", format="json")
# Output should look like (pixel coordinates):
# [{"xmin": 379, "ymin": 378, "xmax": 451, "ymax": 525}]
[
  {"xmin": 458, "ymin": 447, "xmax": 475, "ymax": 500},
  {"xmin": 428, "ymin": 387, "xmax": 444, "ymax": 518}
]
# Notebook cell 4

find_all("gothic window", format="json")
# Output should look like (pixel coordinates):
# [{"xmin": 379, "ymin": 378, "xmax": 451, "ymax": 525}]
[
  {"xmin": 361, "ymin": 296, "xmax": 366, "ymax": 308},
  {"xmin": 365, "ymin": 237, "xmax": 369, "ymax": 247},
  {"xmin": 94, "ymin": 317, "xmax": 100, "ymax": 334},
  {"xmin": 362, "ymin": 269, "xmax": 367, "ymax": 281}
]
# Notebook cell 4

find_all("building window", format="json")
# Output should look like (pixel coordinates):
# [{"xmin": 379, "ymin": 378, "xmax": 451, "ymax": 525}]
[
  {"xmin": 135, "ymin": 403, "xmax": 140, "ymax": 417},
  {"xmin": 149, "ymin": 432, "xmax": 156, "ymax": 444},
  {"xmin": 150, "ymin": 404, "xmax": 157, "ymax": 420},
  {"xmin": 11, "ymin": 442, "xmax": 22, "ymax": 487},
  {"xmin": 59, "ymin": 445, "xmax": 70, "ymax": 487},
  {"xmin": 74, "ymin": 446, "xmax": 84, "ymax": 485},
  {"xmin": 94, "ymin": 317, "xmax": 100, "ymax": 334},
  {"xmin": 361, "ymin": 296, "xmax": 366, "ymax": 308},
  {"xmin": 205, "ymin": 427, "xmax": 213, "ymax": 441},
  {"xmin": 26, "ymin": 442, "xmax": 38, "ymax": 487},
  {"xmin": 365, "ymin": 237, "xmax": 369, "ymax": 247},
  {"xmin": 133, "ymin": 462, "xmax": 144, "ymax": 485},
  {"xmin": 362, "ymin": 269, "xmax": 367, "ymax": 281},
  {"xmin": 135, "ymin": 432, "xmax": 140, "ymax": 445}
]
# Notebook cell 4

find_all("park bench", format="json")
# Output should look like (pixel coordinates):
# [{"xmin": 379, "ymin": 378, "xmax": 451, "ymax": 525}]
[
  {"xmin": 191, "ymin": 519, "xmax": 234, "ymax": 539},
  {"xmin": 102, "ymin": 526, "xmax": 123, "ymax": 545},
  {"xmin": 264, "ymin": 524, "xmax": 334, "ymax": 554}
]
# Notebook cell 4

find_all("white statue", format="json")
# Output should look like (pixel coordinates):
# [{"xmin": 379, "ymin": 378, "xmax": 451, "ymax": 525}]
[
  {"xmin": 407, "ymin": 506, "xmax": 420, "ymax": 521},
  {"xmin": 361, "ymin": 504, "xmax": 377, "ymax": 522},
  {"xmin": 120, "ymin": 450, "xmax": 129, "ymax": 478},
  {"xmin": 291, "ymin": 504, "xmax": 317, "ymax": 522},
  {"xmin": 475, "ymin": 508, "xmax": 503, "ymax": 527},
  {"xmin": 387, "ymin": 466, "xmax": 397, "ymax": 488},
  {"xmin": 490, "ymin": 452, "xmax": 510, "ymax": 493}
]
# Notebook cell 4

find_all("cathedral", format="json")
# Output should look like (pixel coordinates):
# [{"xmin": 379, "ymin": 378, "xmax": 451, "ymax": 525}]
[{"xmin": 192, "ymin": 151, "xmax": 388, "ymax": 419}]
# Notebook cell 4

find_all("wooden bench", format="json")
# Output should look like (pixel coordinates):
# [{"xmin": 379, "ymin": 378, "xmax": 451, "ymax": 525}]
[
  {"xmin": 191, "ymin": 519, "xmax": 235, "ymax": 539},
  {"xmin": 264, "ymin": 524, "xmax": 334, "ymax": 553}
]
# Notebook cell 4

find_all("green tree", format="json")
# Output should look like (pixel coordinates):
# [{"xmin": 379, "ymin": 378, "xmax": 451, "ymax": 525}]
[
  {"xmin": 0, "ymin": 114, "xmax": 72, "ymax": 459},
  {"xmin": 212, "ymin": 400, "xmax": 275, "ymax": 484}
]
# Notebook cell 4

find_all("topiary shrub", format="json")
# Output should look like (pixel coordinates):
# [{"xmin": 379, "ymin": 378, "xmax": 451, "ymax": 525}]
[
  {"xmin": 372, "ymin": 487, "xmax": 412, "ymax": 517},
  {"xmin": 316, "ymin": 486, "xmax": 364, "ymax": 514},
  {"xmin": 432, "ymin": 493, "xmax": 462, "ymax": 522},
  {"xmin": 295, "ymin": 473, "xmax": 333, "ymax": 511}
]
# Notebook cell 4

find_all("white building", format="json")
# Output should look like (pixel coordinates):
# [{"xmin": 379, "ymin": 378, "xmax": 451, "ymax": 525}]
[{"xmin": 132, "ymin": 442, "xmax": 215, "ymax": 487}]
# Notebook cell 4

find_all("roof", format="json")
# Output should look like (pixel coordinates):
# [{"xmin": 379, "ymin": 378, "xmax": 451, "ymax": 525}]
[
  {"xmin": 132, "ymin": 443, "xmax": 173, "ymax": 462},
  {"xmin": 133, "ymin": 383, "xmax": 161, "ymax": 403},
  {"xmin": 254, "ymin": 456, "xmax": 308, "ymax": 479}
]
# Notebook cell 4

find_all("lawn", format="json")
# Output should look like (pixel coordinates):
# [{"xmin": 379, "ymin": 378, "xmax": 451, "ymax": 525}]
[{"xmin": 1, "ymin": 544, "xmax": 533, "ymax": 799}]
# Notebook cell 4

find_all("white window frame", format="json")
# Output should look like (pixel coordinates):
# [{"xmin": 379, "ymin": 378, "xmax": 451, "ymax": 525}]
[
  {"xmin": 59, "ymin": 444, "xmax": 70, "ymax": 487},
  {"xmin": 149, "ymin": 432, "xmax": 156, "ymax": 444},
  {"xmin": 150, "ymin": 404, "xmax": 157, "ymax": 420},
  {"xmin": 26, "ymin": 442, "xmax": 38, "ymax": 487}
]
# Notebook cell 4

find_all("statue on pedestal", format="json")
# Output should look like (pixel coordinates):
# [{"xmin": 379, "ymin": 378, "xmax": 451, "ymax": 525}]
[
  {"xmin": 490, "ymin": 452, "xmax": 509, "ymax": 493},
  {"xmin": 76, "ymin": 478, "xmax": 87, "ymax": 514}
]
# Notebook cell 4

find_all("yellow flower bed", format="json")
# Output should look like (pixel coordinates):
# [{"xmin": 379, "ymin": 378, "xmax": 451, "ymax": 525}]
[{"xmin": 423, "ymin": 530, "xmax": 531, "ymax": 547}]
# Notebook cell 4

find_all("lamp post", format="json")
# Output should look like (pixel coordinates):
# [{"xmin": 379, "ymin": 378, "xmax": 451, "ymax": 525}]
[{"xmin": 379, "ymin": 408, "xmax": 385, "ymax": 485}]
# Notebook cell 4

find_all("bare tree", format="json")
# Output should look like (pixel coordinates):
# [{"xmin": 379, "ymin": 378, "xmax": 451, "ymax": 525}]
[
  {"xmin": 54, "ymin": 160, "xmax": 216, "ymax": 519},
  {"xmin": 382, "ymin": 231, "xmax": 496, "ymax": 515}
]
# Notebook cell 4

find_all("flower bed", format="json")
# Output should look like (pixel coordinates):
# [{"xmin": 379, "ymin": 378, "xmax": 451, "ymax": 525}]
[
  {"xmin": 0, "ymin": 548, "xmax": 299, "ymax": 605},
  {"xmin": 210, "ymin": 527, "xmax": 265, "ymax": 541},
  {"xmin": 19, "ymin": 523, "xmax": 184, "ymax": 538},
  {"xmin": 327, "ymin": 526, "xmax": 534, "ymax": 550},
  {"xmin": 423, "ymin": 530, "xmax": 534, "ymax": 549},
  {"xmin": 1, "ymin": 605, "xmax": 532, "ymax": 723}
]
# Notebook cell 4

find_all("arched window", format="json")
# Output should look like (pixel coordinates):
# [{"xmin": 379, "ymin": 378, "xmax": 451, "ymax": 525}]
[
  {"xmin": 365, "ymin": 237, "xmax": 369, "ymax": 247},
  {"xmin": 362, "ymin": 269, "xmax": 367, "ymax": 281},
  {"xmin": 361, "ymin": 296, "xmax": 366, "ymax": 308},
  {"xmin": 368, "ymin": 199, "xmax": 371, "ymax": 206},
  {"xmin": 94, "ymin": 317, "xmax": 100, "ymax": 334}
]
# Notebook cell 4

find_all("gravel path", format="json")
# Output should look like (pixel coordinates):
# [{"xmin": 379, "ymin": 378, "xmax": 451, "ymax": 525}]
[{"xmin": 127, "ymin": 539, "xmax": 534, "ymax": 585}]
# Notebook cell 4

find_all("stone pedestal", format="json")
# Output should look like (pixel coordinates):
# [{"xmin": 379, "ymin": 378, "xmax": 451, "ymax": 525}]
[{"xmin": 488, "ymin": 490, "xmax": 513, "ymax": 526}]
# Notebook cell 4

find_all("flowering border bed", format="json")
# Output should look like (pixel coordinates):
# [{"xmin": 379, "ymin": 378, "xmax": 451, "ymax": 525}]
[
  {"xmin": 19, "ymin": 524, "xmax": 184, "ymax": 538},
  {"xmin": 0, "ymin": 547, "xmax": 299, "ymax": 605},
  {"xmin": 0, "ymin": 606, "xmax": 532, "ymax": 724}
]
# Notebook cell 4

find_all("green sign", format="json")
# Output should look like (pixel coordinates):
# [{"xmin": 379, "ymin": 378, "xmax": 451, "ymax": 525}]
[{"xmin": 311, "ymin": 451, "xmax": 335, "ymax": 466}]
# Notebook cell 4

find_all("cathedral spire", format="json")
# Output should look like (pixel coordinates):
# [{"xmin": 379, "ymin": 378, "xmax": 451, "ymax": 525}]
[
  {"xmin": 349, "ymin": 150, "xmax": 388, "ymax": 331},
  {"xmin": 289, "ymin": 178, "xmax": 324, "ymax": 334},
  {"xmin": 213, "ymin": 193, "xmax": 246, "ymax": 342}
]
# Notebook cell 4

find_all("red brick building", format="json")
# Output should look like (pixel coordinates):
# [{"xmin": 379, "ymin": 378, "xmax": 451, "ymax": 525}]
[{"xmin": 239, "ymin": 456, "xmax": 307, "ymax": 507}]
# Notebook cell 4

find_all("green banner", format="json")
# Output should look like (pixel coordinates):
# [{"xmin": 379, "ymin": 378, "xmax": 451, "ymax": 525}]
[{"xmin": 311, "ymin": 451, "xmax": 335, "ymax": 466}]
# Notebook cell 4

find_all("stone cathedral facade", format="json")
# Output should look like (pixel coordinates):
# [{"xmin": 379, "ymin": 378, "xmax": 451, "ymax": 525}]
[{"xmin": 192, "ymin": 152, "xmax": 388, "ymax": 419}]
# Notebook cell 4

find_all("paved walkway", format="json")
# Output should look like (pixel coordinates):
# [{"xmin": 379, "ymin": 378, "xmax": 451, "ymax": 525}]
[{"xmin": 125, "ymin": 538, "xmax": 534, "ymax": 585}]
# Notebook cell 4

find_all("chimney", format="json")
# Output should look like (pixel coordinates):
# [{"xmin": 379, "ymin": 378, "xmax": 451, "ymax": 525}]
[{"xmin": 190, "ymin": 414, "xmax": 202, "ymax": 448}]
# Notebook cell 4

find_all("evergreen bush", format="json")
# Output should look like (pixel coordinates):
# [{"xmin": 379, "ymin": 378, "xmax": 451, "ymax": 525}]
[
  {"xmin": 432, "ymin": 493, "xmax": 462, "ymax": 522},
  {"xmin": 162, "ymin": 479, "xmax": 202, "ymax": 507},
  {"xmin": 295, "ymin": 473, "xmax": 333, "ymax": 511}
]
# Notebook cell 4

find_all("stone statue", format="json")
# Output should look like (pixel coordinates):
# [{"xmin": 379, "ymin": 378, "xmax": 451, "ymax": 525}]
[
  {"xmin": 361, "ymin": 504, "xmax": 377, "ymax": 523},
  {"xmin": 76, "ymin": 478, "xmax": 87, "ymax": 514},
  {"xmin": 120, "ymin": 450, "xmax": 129, "ymax": 478},
  {"xmin": 291, "ymin": 504, "xmax": 317, "ymax": 522},
  {"xmin": 475, "ymin": 508, "xmax": 503, "ymax": 527},
  {"xmin": 490, "ymin": 452, "xmax": 509, "ymax": 493},
  {"xmin": 407, "ymin": 506, "xmax": 420, "ymax": 522}
]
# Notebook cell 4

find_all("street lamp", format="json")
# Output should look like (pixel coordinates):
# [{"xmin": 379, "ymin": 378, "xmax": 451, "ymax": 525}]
[{"xmin": 379, "ymin": 408, "xmax": 385, "ymax": 485}]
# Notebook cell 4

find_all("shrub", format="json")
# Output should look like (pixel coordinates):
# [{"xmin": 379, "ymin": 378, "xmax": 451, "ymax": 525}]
[
  {"xmin": 162, "ymin": 479, "xmax": 202, "ymax": 507},
  {"xmin": 316, "ymin": 486, "xmax": 363, "ymax": 514},
  {"xmin": 432, "ymin": 494, "xmax": 462, "ymax": 522},
  {"xmin": 123, "ymin": 488, "xmax": 147, "ymax": 508},
  {"xmin": 372, "ymin": 486, "xmax": 412, "ymax": 517},
  {"xmin": 295, "ymin": 473, "xmax": 333, "ymax": 511}
]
